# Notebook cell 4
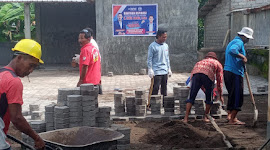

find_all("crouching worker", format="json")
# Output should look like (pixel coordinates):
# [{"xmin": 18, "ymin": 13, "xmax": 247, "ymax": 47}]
[
  {"xmin": 183, "ymin": 52, "xmax": 224, "ymax": 123},
  {"xmin": 0, "ymin": 39, "xmax": 45, "ymax": 150}
]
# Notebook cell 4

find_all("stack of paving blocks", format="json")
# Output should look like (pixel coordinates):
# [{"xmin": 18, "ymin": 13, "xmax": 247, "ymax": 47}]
[
  {"xmin": 67, "ymin": 95, "xmax": 83, "ymax": 127},
  {"xmin": 194, "ymin": 99, "xmax": 205, "ymax": 117},
  {"xmin": 111, "ymin": 124, "xmax": 131, "ymax": 150},
  {"xmin": 126, "ymin": 96, "xmax": 136, "ymax": 116},
  {"xmin": 135, "ymin": 90, "xmax": 146, "ymax": 116},
  {"xmin": 210, "ymin": 101, "xmax": 222, "ymax": 119},
  {"xmin": 96, "ymin": 107, "xmax": 112, "ymax": 127},
  {"xmin": 23, "ymin": 121, "xmax": 46, "ymax": 147},
  {"xmin": 45, "ymin": 104, "xmax": 55, "ymax": 131},
  {"xmin": 150, "ymin": 95, "xmax": 162, "ymax": 115},
  {"xmin": 30, "ymin": 121, "xmax": 46, "ymax": 133},
  {"xmin": 54, "ymin": 106, "xmax": 69, "ymax": 129},
  {"xmin": 163, "ymin": 96, "xmax": 175, "ymax": 116},
  {"xmin": 82, "ymin": 95, "xmax": 96, "ymax": 127},
  {"xmin": 114, "ymin": 92, "xmax": 126, "ymax": 116},
  {"xmin": 31, "ymin": 111, "xmax": 43, "ymax": 120},
  {"xmin": 257, "ymin": 86, "xmax": 267, "ymax": 92},
  {"xmin": 29, "ymin": 104, "xmax": 39, "ymax": 116},
  {"xmin": 173, "ymin": 86, "xmax": 189, "ymax": 114},
  {"xmin": 80, "ymin": 84, "xmax": 98, "ymax": 127},
  {"xmin": 57, "ymin": 87, "xmax": 80, "ymax": 106},
  {"xmin": 93, "ymin": 86, "xmax": 99, "ymax": 108}
]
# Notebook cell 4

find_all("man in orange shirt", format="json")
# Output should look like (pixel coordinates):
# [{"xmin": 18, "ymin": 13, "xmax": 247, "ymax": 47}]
[
  {"xmin": 0, "ymin": 39, "xmax": 45, "ymax": 150},
  {"xmin": 77, "ymin": 28, "xmax": 101, "ymax": 88}
]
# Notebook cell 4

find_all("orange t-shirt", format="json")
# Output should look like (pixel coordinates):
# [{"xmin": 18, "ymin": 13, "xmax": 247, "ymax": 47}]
[
  {"xmin": 0, "ymin": 67, "xmax": 23, "ymax": 134},
  {"xmin": 79, "ymin": 43, "xmax": 101, "ymax": 85}
]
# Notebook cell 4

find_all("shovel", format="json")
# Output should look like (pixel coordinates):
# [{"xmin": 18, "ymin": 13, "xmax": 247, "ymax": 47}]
[{"xmin": 244, "ymin": 65, "xmax": 258, "ymax": 127}]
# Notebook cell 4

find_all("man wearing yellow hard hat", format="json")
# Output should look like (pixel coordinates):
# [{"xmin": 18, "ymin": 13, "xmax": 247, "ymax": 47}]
[{"xmin": 0, "ymin": 39, "xmax": 45, "ymax": 150}]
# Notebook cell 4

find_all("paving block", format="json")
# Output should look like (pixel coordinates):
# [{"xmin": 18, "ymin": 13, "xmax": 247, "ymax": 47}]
[{"xmin": 29, "ymin": 104, "xmax": 39, "ymax": 115}]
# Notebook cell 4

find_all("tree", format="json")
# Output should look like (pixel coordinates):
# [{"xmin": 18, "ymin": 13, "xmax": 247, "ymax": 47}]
[
  {"xmin": 198, "ymin": 0, "xmax": 208, "ymax": 50},
  {"xmin": 0, "ymin": 3, "xmax": 35, "ymax": 42}
]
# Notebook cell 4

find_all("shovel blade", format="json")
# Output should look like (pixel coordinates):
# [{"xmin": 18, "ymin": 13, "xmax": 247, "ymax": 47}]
[{"xmin": 252, "ymin": 109, "xmax": 258, "ymax": 127}]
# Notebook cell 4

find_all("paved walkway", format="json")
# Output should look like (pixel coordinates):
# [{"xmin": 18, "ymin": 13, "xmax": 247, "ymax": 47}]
[{"xmin": 20, "ymin": 67, "xmax": 268, "ymax": 112}]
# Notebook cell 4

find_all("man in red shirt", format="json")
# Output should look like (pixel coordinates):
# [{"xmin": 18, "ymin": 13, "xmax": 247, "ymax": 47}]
[
  {"xmin": 77, "ymin": 28, "xmax": 101, "ymax": 87},
  {"xmin": 183, "ymin": 52, "xmax": 224, "ymax": 123},
  {"xmin": 0, "ymin": 39, "xmax": 45, "ymax": 149}
]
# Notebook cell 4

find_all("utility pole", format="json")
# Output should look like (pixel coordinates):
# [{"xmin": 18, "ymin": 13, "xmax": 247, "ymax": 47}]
[{"xmin": 24, "ymin": 3, "xmax": 31, "ymax": 39}]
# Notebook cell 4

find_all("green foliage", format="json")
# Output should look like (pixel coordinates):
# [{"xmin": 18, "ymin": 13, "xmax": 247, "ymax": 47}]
[
  {"xmin": 198, "ymin": 18, "xmax": 204, "ymax": 50},
  {"xmin": 248, "ymin": 49, "xmax": 269, "ymax": 79},
  {"xmin": 197, "ymin": 0, "xmax": 208, "ymax": 50},
  {"xmin": 0, "ymin": 3, "xmax": 35, "ymax": 42}
]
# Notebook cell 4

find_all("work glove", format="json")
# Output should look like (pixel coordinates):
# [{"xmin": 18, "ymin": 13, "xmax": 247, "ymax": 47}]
[
  {"xmin": 148, "ymin": 69, "xmax": 154, "ymax": 78},
  {"xmin": 72, "ymin": 54, "xmax": 80, "ymax": 64},
  {"xmin": 168, "ymin": 69, "xmax": 172, "ymax": 77}
]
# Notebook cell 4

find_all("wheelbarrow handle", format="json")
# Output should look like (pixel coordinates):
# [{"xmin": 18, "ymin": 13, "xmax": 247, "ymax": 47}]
[
  {"xmin": 7, "ymin": 134, "xmax": 59, "ymax": 150},
  {"xmin": 7, "ymin": 134, "xmax": 35, "ymax": 150}
]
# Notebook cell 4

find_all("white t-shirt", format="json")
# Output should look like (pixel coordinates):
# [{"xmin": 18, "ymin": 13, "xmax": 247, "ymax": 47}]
[
  {"xmin": 90, "ymin": 39, "xmax": 99, "ymax": 50},
  {"xmin": 0, "ymin": 118, "xmax": 10, "ymax": 149}
]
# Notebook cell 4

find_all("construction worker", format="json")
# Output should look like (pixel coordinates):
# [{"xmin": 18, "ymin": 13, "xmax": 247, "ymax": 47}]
[
  {"xmin": 224, "ymin": 27, "xmax": 254, "ymax": 125},
  {"xmin": 147, "ymin": 29, "xmax": 172, "ymax": 103},
  {"xmin": 0, "ymin": 39, "xmax": 45, "ymax": 149},
  {"xmin": 76, "ymin": 28, "xmax": 101, "ymax": 89},
  {"xmin": 183, "ymin": 52, "xmax": 224, "ymax": 123}
]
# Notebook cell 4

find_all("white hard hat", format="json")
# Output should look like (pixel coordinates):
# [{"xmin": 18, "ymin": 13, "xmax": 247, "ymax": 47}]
[{"xmin": 237, "ymin": 27, "xmax": 254, "ymax": 39}]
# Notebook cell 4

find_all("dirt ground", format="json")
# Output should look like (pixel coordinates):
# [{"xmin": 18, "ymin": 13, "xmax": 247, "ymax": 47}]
[{"xmin": 8, "ymin": 95, "xmax": 268, "ymax": 149}]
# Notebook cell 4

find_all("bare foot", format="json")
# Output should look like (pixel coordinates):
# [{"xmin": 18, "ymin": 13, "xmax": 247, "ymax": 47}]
[
  {"xmin": 182, "ymin": 119, "xmax": 188, "ymax": 123},
  {"xmin": 228, "ymin": 120, "xmax": 245, "ymax": 125},
  {"xmin": 204, "ymin": 115, "xmax": 214, "ymax": 122},
  {"xmin": 203, "ymin": 117, "xmax": 210, "ymax": 122}
]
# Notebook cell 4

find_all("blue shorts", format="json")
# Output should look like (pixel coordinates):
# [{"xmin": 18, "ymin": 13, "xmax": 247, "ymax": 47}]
[{"xmin": 186, "ymin": 73, "xmax": 214, "ymax": 105}]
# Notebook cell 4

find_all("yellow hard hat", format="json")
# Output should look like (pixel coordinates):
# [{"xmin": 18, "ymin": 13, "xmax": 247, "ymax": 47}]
[{"xmin": 12, "ymin": 39, "xmax": 44, "ymax": 64}]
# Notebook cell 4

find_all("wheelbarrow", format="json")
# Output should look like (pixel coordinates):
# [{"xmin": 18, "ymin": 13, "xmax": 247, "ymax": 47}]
[{"xmin": 8, "ymin": 126, "xmax": 124, "ymax": 150}]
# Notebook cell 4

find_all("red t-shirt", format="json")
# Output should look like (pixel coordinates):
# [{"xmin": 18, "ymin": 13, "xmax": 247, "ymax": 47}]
[
  {"xmin": 0, "ymin": 67, "xmax": 23, "ymax": 134},
  {"xmin": 79, "ymin": 43, "xmax": 101, "ymax": 85}
]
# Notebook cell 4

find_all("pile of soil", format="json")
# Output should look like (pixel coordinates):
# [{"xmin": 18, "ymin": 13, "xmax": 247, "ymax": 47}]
[{"xmin": 140, "ymin": 120, "xmax": 226, "ymax": 149}]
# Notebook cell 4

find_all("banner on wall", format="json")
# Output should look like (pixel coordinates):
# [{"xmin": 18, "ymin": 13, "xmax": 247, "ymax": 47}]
[{"xmin": 112, "ymin": 4, "xmax": 158, "ymax": 36}]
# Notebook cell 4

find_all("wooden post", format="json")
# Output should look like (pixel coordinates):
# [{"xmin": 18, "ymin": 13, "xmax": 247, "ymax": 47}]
[
  {"xmin": 24, "ymin": 3, "xmax": 31, "ymax": 39},
  {"xmin": 267, "ymin": 35, "xmax": 270, "ymax": 140}
]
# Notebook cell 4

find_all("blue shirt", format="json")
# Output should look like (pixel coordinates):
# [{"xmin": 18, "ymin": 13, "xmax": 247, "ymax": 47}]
[
  {"xmin": 147, "ymin": 41, "xmax": 170, "ymax": 75},
  {"xmin": 224, "ymin": 36, "xmax": 246, "ymax": 76}
]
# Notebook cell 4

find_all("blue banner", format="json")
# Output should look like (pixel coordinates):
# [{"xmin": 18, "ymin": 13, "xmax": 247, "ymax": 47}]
[{"xmin": 112, "ymin": 4, "xmax": 158, "ymax": 36}]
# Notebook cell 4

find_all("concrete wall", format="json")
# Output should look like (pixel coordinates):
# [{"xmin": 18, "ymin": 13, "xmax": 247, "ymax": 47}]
[
  {"xmin": 35, "ymin": 3, "xmax": 96, "ymax": 64},
  {"xmin": 231, "ymin": 0, "xmax": 270, "ymax": 10},
  {"xmin": 230, "ymin": 10, "xmax": 270, "ymax": 47},
  {"xmin": 96, "ymin": 0, "xmax": 199, "ymax": 74},
  {"xmin": 0, "ymin": 42, "xmax": 15, "ymax": 65},
  {"xmin": 204, "ymin": 0, "xmax": 230, "ymax": 48},
  {"xmin": 203, "ymin": 0, "xmax": 270, "ymax": 48}
]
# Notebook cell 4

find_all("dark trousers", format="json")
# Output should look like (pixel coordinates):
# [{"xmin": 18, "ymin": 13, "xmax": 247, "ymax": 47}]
[
  {"xmin": 152, "ymin": 74, "xmax": 168, "ymax": 96},
  {"xmin": 186, "ymin": 73, "xmax": 214, "ymax": 105},
  {"xmin": 224, "ymin": 71, "xmax": 243, "ymax": 111}
]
